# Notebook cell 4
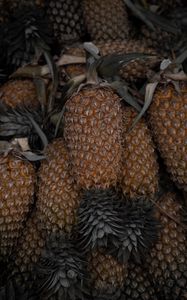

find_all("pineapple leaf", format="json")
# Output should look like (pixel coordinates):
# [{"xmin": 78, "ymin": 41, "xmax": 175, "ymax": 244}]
[
  {"xmin": 129, "ymin": 82, "xmax": 158, "ymax": 130},
  {"xmin": 43, "ymin": 50, "xmax": 58, "ymax": 114},
  {"xmin": 97, "ymin": 53, "xmax": 155, "ymax": 79},
  {"xmin": 111, "ymin": 81, "xmax": 142, "ymax": 112},
  {"xmin": 123, "ymin": 0, "xmax": 155, "ymax": 30},
  {"xmin": 27, "ymin": 115, "xmax": 48, "ymax": 149},
  {"xmin": 84, "ymin": 42, "xmax": 100, "ymax": 60},
  {"xmin": 34, "ymin": 78, "xmax": 47, "ymax": 117}
]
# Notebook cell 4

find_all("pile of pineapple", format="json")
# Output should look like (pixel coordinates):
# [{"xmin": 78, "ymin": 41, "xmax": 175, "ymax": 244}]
[{"xmin": 0, "ymin": 0, "xmax": 187, "ymax": 299}]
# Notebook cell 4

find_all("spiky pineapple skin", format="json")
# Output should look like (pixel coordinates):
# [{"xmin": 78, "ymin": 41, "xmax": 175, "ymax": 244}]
[
  {"xmin": 141, "ymin": 27, "xmax": 179, "ymax": 56},
  {"xmin": 13, "ymin": 210, "xmax": 45, "ymax": 274},
  {"xmin": 64, "ymin": 87, "xmax": 122, "ymax": 189},
  {"xmin": 0, "ymin": 154, "xmax": 35, "ymax": 258},
  {"xmin": 0, "ymin": 79, "xmax": 38, "ymax": 109},
  {"xmin": 89, "ymin": 249, "xmax": 127, "ymax": 298},
  {"xmin": 46, "ymin": 0, "xmax": 85, "ymax": 45},
  {"xmin": 148, "ymin": 82, "xmax": 187, "ymax": 191},
  {"xmin": 123, "ymin": 261, "xmax": 158, "ymax": 300},
  {"xmin": 37, "ymin": 138, "xmax": 81, "ymax": 235},
  {"xmin": 83, "ymin": 0, "xmax": 130, "ymax": 41},
  {"xmin": 121, "ymin": 106, "xmax": 159, "ymax": 198},
  {"xmin": 146, "ymin": 192, "xmax": 187, "ymax": 299},
  {"xmin": 6, "ymin": 0, "xmax": 44, "ymax": 14}
]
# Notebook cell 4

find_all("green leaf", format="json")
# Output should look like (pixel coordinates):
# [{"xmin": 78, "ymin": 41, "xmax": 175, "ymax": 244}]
[
  {"xmin": 27, "ymin": 115, "xmax": 48, "ymax": 149},
  {"xmin": 111, "ymin": 81, "xmax": 142, "ymax": 112},
  {"xmin": 129, "ymin": 82, "xmax": 158, "ymax": 130}
]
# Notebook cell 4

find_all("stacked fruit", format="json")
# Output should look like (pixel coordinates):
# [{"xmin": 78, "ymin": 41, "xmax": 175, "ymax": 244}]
[{"xmin": 0, "ymin": 1, "xmax": 187, "ymax": 300}]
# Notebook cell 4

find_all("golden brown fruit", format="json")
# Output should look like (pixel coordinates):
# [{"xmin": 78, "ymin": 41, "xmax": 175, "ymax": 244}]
[
  {"xmin": 89, "ymin": 249, "xmax": 127, "ymax": 297},
  {"xmin": 82, "ymin": 0, "xmax": 130, "ymax": 41},
  {"xmin": 13, "ymin": 210, "xmax": 45, "ymax": 273},
  {"xmin": 37, "ymin": 138, "xmax": 81, "ymax": 235},
  {"xmin": 0, "ymin": 79, "xmax": 39, "ymax": 109},
  {"xmin": 0, "ymin": 154, "xmax": 35, "ymax": 258},
  {"xmin": 64, "ymin": 87, "xmax": 123, "ymax": 189},
  {"xmin": 148, "ymin": 82, "xmax": 187, "ymax": 191},
  {"xmin": 146, "ymin": 192, "xmax": 187, "ymax": 299},
  {"xmin": 121, "ymin": 106, "xmax": 159, "ymax": 198},
  {"xmin": 123, "ymin": 261, "xmax": 158, "ymax": 300},
  {"xmin": 46, "ymin": 0, "xmax": 85, "ymax": 45}
]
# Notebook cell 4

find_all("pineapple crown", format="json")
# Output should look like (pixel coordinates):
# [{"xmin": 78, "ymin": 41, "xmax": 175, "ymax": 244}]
[
  {"xmin": 3, "ymin": 6, "xmax": 53, "ymax": 70},
  {"xmin": 54, "ymin": 42, "xmax": 155, "ymax": 135},
  {"xmin": 115, "ymin": 197, "xmax": 160, "ymax": 263},
  {"xmin": 0, "ymin": 103, "xmax": 47, "ymax": 160},
  {"xmin": 35, "ymin": 233, "xmax": 88, "ymax": 300},
  {"xmin": 76, "ymin": 188, "xmax": 124, "ymax": 254}
]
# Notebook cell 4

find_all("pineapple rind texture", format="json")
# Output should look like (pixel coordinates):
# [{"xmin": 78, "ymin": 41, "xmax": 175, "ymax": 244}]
[
  {"xmin": 123, "ymin": 262, "xmax": 158, "ymax": 300},
  {"xmin": 37, "ymin": 138, "xmax": 81, "ymax": 235},
  {"xmin": 0, "ymin": 79, "xmax": 38, "ymax": 109},
  {"xmin": 13, "ymin": 210, "xmax": 45, "ymax": 274},
  {"xmin": 121, "ymin": 106, "xmax": 159, "ymax": 198},
  {"xmin": 46, "ymin": 0, "xmax": 85, "ymax": 44},
  {"xmin": 64, "ymin": 87, "xmax": 122, "ymax": 189},
  {"xmin": 0, "ymin": 155, "xmax": 35, "ymax": 258},
  {"xmin": 148, "ymin": 82, "xmax": 187, "ymax": 191},
  {"xmin": 147, "ymin": 192, "xmax": 187, "ymax": 299},
  {"xmin": 83, "ymin": 0, "xmax": 130, "ymax": 41},
  {"xmin": 89, "ymin": 249, "xmax": 127, "ymax": 297}
]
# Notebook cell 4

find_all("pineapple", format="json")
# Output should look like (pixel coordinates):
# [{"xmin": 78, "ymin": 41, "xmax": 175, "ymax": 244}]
[
  {"xmin": 121, "ymin": 106, "xmax": 159, "ymax": 199},
  {"xmin": 123, "ymin": 261, "xmax": 158, "ymax": 300},
  {"xmin": 6, "ymin": 0, "xmax": 45, "ymax": 14},
  {"xmin": 13, "ymin": 210, "xmax": 45, "ymax": 274},
  {"xmin": 0, "ymin": 79, "xmax": 39, "ymax": 109},
  {"xmin": 141, "ymin": 26, "xmax": 179, "ymax": 57},
  {"xmin": 82, "ymin": 0, "xmax": 130, "ymax": 41},
  {"xmin": 88, "ymin": 249, "xmax": 127, "ymax": 299},
  {"xmin": 64, "ymin": 40, "xmax": 158, "ymax": 82},
  {"xmin": 148, "ymin": 82, "xmax": 187, "ymax": 191},
  {"xmin": 146, "ymin": 192, "xmax": 187, "ymax": 299},
  {"xmin": 64, "ymin": 87, "xmax": 122, "ymax": 189},
  {"xmin": 96, "ymin": 40, "xmax": 158, "ymax": 82},
  {"xmin": 37, "ymin": 138, "xmax": 81, "ymax": 235},
  {"xmin": 45, "ymin": 0, "xmax": 85, "ymax": 45},
  {"xmin": 0, "ymin": 153, "xmax": 36, "ymax": 258}
]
